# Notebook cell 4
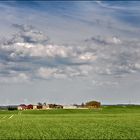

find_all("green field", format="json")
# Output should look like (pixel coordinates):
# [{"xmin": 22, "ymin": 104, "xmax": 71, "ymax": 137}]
[{"xmin": 0, "ymin": 106, "xmax": 140, "ymax": 139}]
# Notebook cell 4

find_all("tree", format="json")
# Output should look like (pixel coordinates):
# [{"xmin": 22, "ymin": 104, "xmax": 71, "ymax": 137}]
[
  {"xmin": 81, "ymin": 102, "xmax": 85, "ymax": 107},
  {"xmin": 85, "ymin": 100, "xmax": 101, "ymax": 108},
  {"xmin": 48, "ymin": 104, "xmax": 56, "ymax": 108},
  {"xmin": 43, "ymin": 102, "xmax": 47, "ymax": 106},
  {"xmin": 8, "ymin": 106, "xmax": 17, "ymax": 110},
  {"xmin": 37, "ymin": 102, "xmax": 42, "ymax": 106}
]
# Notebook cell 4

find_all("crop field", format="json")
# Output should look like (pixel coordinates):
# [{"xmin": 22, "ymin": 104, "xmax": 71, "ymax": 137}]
[{"xmin": 0, "ymin": 106, "xmax": 139, "ymax": 139}]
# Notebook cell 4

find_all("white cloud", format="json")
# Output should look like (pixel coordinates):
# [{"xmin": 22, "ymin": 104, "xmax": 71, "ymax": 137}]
[
  {"xmin": 135, "ymin": 63, "xmax": 140, "ymax": 69},
  {"xmin": 92, "ymin": 79, "xmax": 118, "ymax": 87},
  {"xmin": 0, "ymin": 73, "xmax": 29, "ymax": 84},
  {"xmin": 112, "ymin": 37, "xmax": 121, "ymax": 44},
  {"xmin": 79, "ymin": 52, "xmax": 97, "ymax": 61},
  {"xmin": 37, "ymin": 67, "xmax": 58, "ymax": 79},
  {"xmin": 29, "ymin": 44, "xmax": 73, "ymax": 58},
  {"xmin": 0, "ymin": 23, "xmax": 140, "ymax": 86}
]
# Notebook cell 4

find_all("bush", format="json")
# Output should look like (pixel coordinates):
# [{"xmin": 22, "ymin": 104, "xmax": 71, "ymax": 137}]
[{"xmin": 8, "ymin": 106, "xmax": 17, "ymax": 111}]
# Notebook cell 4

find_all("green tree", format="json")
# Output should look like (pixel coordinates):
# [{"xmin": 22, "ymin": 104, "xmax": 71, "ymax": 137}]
[
  {"xmin": 85, "ymin": 100, "xmax": 101, "ymax": 108},
  {"xmin": 37, "ymin": 102, "xmax": 42, "ymax": 106},
  {"xmin": 43, "ymin": 102, "xmax": 47, "ymax": 106}
]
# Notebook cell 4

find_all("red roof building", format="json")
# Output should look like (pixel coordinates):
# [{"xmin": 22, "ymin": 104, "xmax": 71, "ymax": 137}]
[
  {"xmin": 18, "ymin": 104, "xmax": 27, "ymax": 110},
  {"xmin": 27, "ymin": 104, "xmax": 33, "ymax": 109}
]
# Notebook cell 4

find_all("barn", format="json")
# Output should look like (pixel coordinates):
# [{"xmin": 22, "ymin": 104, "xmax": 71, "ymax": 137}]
[{"xmin": 27, "ymin": 104, "xmax": 33, "ymax": 109}]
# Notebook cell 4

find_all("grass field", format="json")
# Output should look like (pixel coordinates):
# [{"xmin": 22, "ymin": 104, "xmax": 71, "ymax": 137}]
[{"xmin": 0, "ymin": 106, "xmax": 139, "ymax": 139}]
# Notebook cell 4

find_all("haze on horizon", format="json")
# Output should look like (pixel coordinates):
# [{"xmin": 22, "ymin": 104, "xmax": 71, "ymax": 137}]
[{"xmin": 0, "ymin": 1, "xmax": 140, "ymax": 105}]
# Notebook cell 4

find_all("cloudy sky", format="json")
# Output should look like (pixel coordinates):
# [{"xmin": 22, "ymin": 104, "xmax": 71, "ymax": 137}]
[{"xmin": 0, "ymin": 1, "xmax": 140, "ymax": 105}]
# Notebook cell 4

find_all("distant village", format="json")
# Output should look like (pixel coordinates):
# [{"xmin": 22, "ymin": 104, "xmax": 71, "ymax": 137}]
[{"xmin": 0, "ymin": 101, "xmax": 101, "ymax": 110}]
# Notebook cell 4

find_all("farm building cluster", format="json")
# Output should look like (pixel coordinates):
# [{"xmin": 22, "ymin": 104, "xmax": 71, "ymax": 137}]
[
  {"xmin": 18, "ymin": 104, "xmax": 63, "ymax": 110},
  {"xmin": 17, "ymin": 101, "xmax": 101, "ymax": 110}
]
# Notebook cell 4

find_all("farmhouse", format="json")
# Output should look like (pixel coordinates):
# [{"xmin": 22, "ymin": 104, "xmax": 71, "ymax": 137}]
[
  {"xmin": 33, "ymin": 105, "xmax": 37, "ymax": 110},
  {"xmin": 18, "ymin": 104, "xmax": 27, "ymax": 110}
]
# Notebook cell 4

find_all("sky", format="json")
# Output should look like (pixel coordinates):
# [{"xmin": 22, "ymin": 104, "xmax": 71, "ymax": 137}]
[{"xmin": 0, "ymin": 1, "xmax": 140, "ymax": 105}]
